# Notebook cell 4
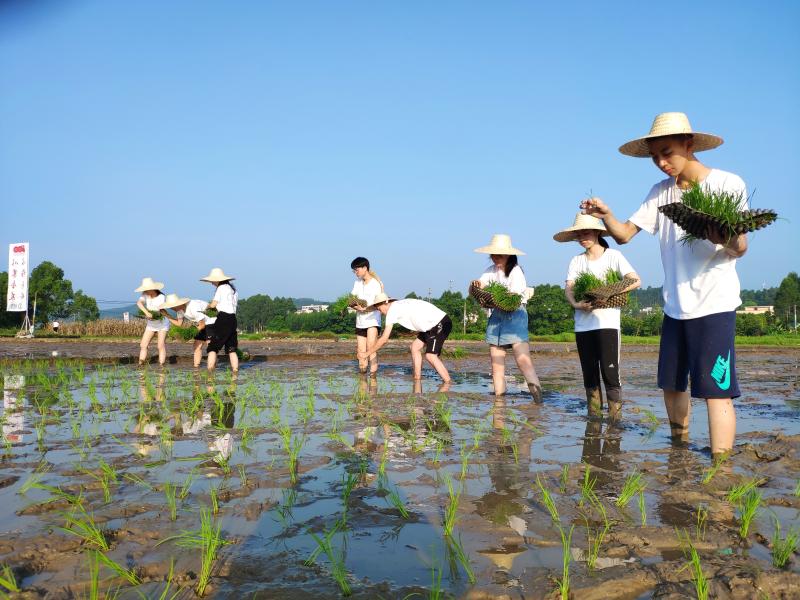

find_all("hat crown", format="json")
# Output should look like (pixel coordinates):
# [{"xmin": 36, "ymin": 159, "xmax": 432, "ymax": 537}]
[
  {"xmin": 570, "ymin": 212, "xmax": 605, "ymax": 230},
  {"xmin": 163, "ymin": 293, "xmax": 181, "ymax": 304},
  {"xmin": 135, "ymin": 277, "xmax": 164, "ymax": 292},
  {"xmin": 648, "ymin": 112, "xmax": 693, "ymax": 137},
  {"xmin": 201, "ymin": 267, "xmax": 235, "ymax": 282},
  {"xmin": 488, "ymin": 234, "xmax": 514, "ymax": 250},
  {"xmin": 474, "ymin": 233, "xmax": 525, "ymax": 255}
]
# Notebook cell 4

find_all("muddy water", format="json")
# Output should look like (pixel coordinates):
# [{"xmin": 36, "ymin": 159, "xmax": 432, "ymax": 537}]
[{"xmin": 0, "ymin": 344, "xmax": 798, "ymax": 599}]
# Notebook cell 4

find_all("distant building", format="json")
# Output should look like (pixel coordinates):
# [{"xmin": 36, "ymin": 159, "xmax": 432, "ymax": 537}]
[
  {"xmin": 736, "ymin": 305, "xmax": 774, "ymax": 315},
  {"xmin": 640, "ymin": 306, "xmax": 654, "ymax": 314},
  {"xmin": 296, "ymin": 304, "xmax": 330, "ymax": 314}
]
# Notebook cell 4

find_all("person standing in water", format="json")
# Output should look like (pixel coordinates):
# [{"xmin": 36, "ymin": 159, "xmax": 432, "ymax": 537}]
[
  {"xmin": 201, "ymin": 268, "xmax": 239, "ymax": 373},
  {"xmin": 350, "ymin": 257, "xmax": 384, "ymax": 375}
]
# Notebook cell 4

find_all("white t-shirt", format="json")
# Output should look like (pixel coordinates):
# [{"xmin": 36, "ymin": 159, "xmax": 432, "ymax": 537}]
[
  {"xmin": 351, "ymin": 278, "xmax": 383, "ymax": 329},
  {"xmin": 178, "ymin": 299, "xmax": 217, "ymax": 326},
  {"xmin": 628, "ymin": 169, "xmax": 746, "ymax": 320},
  {"xmin": 478, "ymin": 264, "xmax": 529, "ymax": 306},
  {"xmin": 386, "ymin": 299, "xmax": 447, "ymax": 332},
  {"xmin": 566, "ymin": 249, "xmax": 635, "ymax": 332},
  {"xmin": 213, "ymin": 283, "xmax": 238, "ymax": 314},
  {"xmin": 140, "ymin": 293, "xmax": 169, "ymax": 330}
]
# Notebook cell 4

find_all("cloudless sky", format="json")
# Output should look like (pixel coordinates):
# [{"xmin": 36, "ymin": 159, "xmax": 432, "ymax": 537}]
[{"xmin": 1, "ymin": 1, "xmax": 798, "ymax": 306}]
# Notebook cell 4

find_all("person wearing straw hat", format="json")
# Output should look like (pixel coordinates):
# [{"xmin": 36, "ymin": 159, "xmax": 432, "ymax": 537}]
[
  {"xmin": 472, "ymin": 234, "xmax": 542, "ymax": 402},
  {"xmin": 160, "ymin": 293, "xmax": 218, "ymax": 368},
  {"xmin": 350, "ymin": 256, "xmax": 385, "ymax": 376},
  {"xmin": 359, "ymin": 293, "xmax": 452, "ymax": 383},
  {"xmin": 554, "ymin": 214, "xmax": 641, "ymax": 419},
  {"xmin": 201, "ymin": 268, "xmax": 240, "ymax": 372},
  {"xmin": 134, "ymin": 277, "xmax": 169, "ymax": 366},
  {"xmin": 581, "ymin": 112, "xmax": 747, "ymax": 460}
]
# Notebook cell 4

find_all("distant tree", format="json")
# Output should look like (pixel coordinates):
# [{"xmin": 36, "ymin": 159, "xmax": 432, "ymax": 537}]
[
  {"xmin": 527, "ymin": 284, "xmax": 572, "ymax": 335},
  {"xmin": 774, "ymin": 272, "xmax": 800, "ymax": 328},
  {"xmin": 29, "ymin": 261, "xmax": 75, "ymax": 323},
  {"xmin": 405, "ymin": 291, "xmax": 420, "ymax": 299},
  {"xmin": 70, "ymin": 290, "xmax": 100, "ymax": 323},
  {"xmin": 431, "ymin": 290, "xmax": 486, "ymax": 334}
]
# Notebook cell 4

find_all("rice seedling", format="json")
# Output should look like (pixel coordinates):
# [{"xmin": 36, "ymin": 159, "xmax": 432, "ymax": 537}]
[
  {"xmin": 92, "ymin": 550, "xmax": 140, "ymax": 585},
  {"xmin": 459, "ymin": 442, "xmax": 472, "ymax": 481},
  {"xmin": 727, "ymin": 477, "xmax": 765, "ymax": 506},
  {"xmin": 32, "ymin": 482, "xmax": 85, "ymax": 507},
  {"xmin": 209, "ymin": 484, "xmax": 219, "ymax": 515},
  {"xmin": 442, "ymin": 475, "xmax": 462, "ymax": 537},
  {"xmin": 17, "ymin": 461, "xmax": 51, "ymax": 495},
  {"xmin": 684, "ymin": 541, "xmax": 709, "ymax": 600},
  {"xmin": 340, "ymin": 471, "xmax": 359, "ymax": 523},
  {"xmin": 794, "ymin": 479, "xmax": 800, "ymax": 497},
  {"xmin": 59, "ymin": 506, "xmax": 109, "ymax": 551},
  {"xmin": 554, "ymin": 524, "xmax": 574, "ymax": 600},
  {"xmin": 771, "ymin": 518, "xmax": 799, "ymax": 568},
  {"xmin": 122, "ymin": 473, "xmax": 153, "ymax": 491},
  {"xmin": 579, "ymin": 463, "xmax": 597, "ymax": 507},
  {"xmin": 426, "ymin": 561, "xmax": 444, "ymax": 600},
  {"xmin": 385, "ymin": 484, "xmax": 410, "ymax": 519},
  {"xmin": 0, "ymin": 564, "xmax": 20, "ymax": 594},
  {"xmin": 237, "ymin": 464, "xmax": 248, "ymax": 487},
  {"xmin": 583, "ymin": 489, "xmax": 611, "ymax": 571},
  {"xmin": 737, "ymin": 489, "xmax": 762, "ymax": 539},
  {"xmin": 444, "ymin": 534, "xmax": 476, "ymax": 584},
  {"xmin": 163, "ymin": 483, "xmax": 178, "ymax": 521},
  {"xmin": 286, "ymin": 433, "xmax": 306, "ymax": 484},
  {"xmin": 150, "ymin": 559, "xmax": 183, "ymax": 600},
  {"xmin": 304, "ymin": 521, "xmax": 351, "ymax": 596},
  {"xmin": 481, "ymin": 282, "xmax": 522, "ymax": 312},
  {"xmin": 179, "ymin": 470, "xmax": 195, "ymax": 500},
  {"xmin": 500, "ymin": 425, "xmax": 519, "ymax": 463},
  {"xmin": 84, "ymin": 549, "xmax": 102, "ymax": 600},
  {"xmin": 559, "ymin": 464, "xmax": 569, "ymax": 494},
  {"xmin": 572, "ymin": 269, "xmax": 621, "ymax": 302},
  {"xmin": 701, "ymin": 453, "xmax": 727, "ymax": 485},
  {"xmin": 638, "ymin": 490, "xmax": 647, "ymax": 526},
  {"xmin": 616, "ymin": 470, "xmax": 646, "ymax": 508},
  {"xmin": 535, "ymin": 475, "xmax": 560, "ymax": 526}
]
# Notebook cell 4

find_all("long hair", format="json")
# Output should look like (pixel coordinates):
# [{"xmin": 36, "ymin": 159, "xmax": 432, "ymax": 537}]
[
  {"xmin": 219, "ymin": 279, "xmax": 236, "ymax": 293},
  {"xmin": 504, "ymin": 255, "xmax": 519, "ymax": 278},
  {"xmin": 598, "ymin": 236, "xmax": 609, "ymax": 249}
]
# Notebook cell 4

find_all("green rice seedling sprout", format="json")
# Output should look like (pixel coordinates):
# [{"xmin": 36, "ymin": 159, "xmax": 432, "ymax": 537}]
[
  {"xmin": 459, "ymin": 442, "xmax": 472, "ymax": 481},
  {"xmin": 59, "ymin": 506, "xmax": 109, "ymax": 551},
  {"xmin": 572, "ymin": 271, "xmax": 606, "ymax": 302},
  {"xmin": 675, "ymin": 181, "xmax": 753, "ymax": 245},
  {"xmin": 482, "ymin": 282, "xmax": 522, "ymax": 311},
  {"xmin": 616, "ymin": 470, "xmax": 646, "ymax": 508},
  {"xmin": 727, "ymin": 477, "xmax": 765, "ymax": 506},
  {"xmin": 209, "ymin": 484, "xmax": 219, "ymax": 515},
  {"xmin": 738, "ymin": 489, "xmax": 762, "ymax": 539},
  {"xmin": 554, "ymin": 524, "xmax": 574, "ymax": 600},
  {"xmin": 684, "ymin": 541, "xmax": 709, "ymax": 600},
  {"xmin": 559, "ymin": 465, "xmax": 570, "ymax": 494},
  {"xmin": 583, "ymin": 489, "xmax": 611, "ymax": 571},
  {"xmin": 18, "ymin": 461, "xmax": 51, "ymax": 495},
  {"xmin": 92, "ymin": 550, "xmax": 140, "ymax": 585},
  {"xmin": 385, "ymin": 484, "xmax": 410, "ymax": 519},
  {"xmin": 85, "ymin": 549, "xmax": 101, "ymax": 600},
  {"xmin": 579, "ymin": 463, "xmax": 597, "ymax": 507},
  {"xmin": 701, "ymin": 453, "xmax": 727, "ymax": 485},
  {"xmin": 442, "ymin": 475, "xmax": 462, "ymax": 537},
  {"xmin": 427, "ymin": 560, "xmax": 444, "ymax": 600},
  {"xmin": 794, "ymin": 479, "xmax": 800, "ymax": 497},
  {"xmin": 341, "ymin": 471, "xmax": 359, "ymax": 523},
  {"xmin": 31, "ymin": 482, "xmax": 84, "ymax": 507},
  {"xmin": 237, "ymin": 464, "xmax": 248, "ymax": 487},
  {"xmin": 535, "ymin": 474, "xmax": 560, "ymax": 526},
  {"xmin": 163, "ymin": 483, "xmax": 178, "ymax": 521},
  {"xmin": 153, "ymin": 559, "xmax": 183, "ymax": 600},
  {"xmin": 0, "ymin": 564, "xmax": 20, "ymax": 593},
  {"xmin": 444, "ymin": 534, "xmax": 476, "ymax": 584},
  {"xmin": 771, "ymin": 518, "xmax": 799, "ymax": 568},
  {"xmin": 638, "ymin": 490, "xmax": 647, "ymax": 527},
  {"xmin": 304, "ymin": 521, "xmax": 351, "ymax": 596},
  {"xmin": 695, "ymin": 504, "xmax": 708, "ymax": 542},
  {"xmin": 287, "ymin": 433, "xmax": 307, "ymax": 484},
  {"xmin": 179, "ymin": 470, "xmax": 195, "ymax": 500},
  {"xmin": 122, "ymin": 472, "xmax": 153, "ymax": 491}
]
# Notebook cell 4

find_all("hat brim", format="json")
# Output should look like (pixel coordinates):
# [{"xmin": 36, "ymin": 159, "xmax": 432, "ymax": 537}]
[
  {"xmin": 553, "ymin": 226, "xmax": 608, "ymax": 243},
  {"xmin": 160, "ymin": 297, "xmax": 191, "ymax": 310},
  {"xmin": 200, "ymin": 276, "xmax": 236, "ymax": 282},
  {"xmin": 474, "ymin": 246, "xmax": 526, "ymax": 255},
  {"xmin": 619, "ymin": 132, "xmax": 724, "ymax": 158},
  {"xmin": 367, "ymin": 297, "xmax": 396, "ymax": 309},
  {"xmin": 134, "ymin": 282, "xmax": 165, "ymax": 292}
]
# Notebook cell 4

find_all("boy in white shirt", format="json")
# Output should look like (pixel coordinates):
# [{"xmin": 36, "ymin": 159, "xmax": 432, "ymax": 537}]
[
  {"xmin": 359, "ymin": 293, "xmax": 452, "ymax": 383},
  {"xmin": 581, "ymin": 112, "xmax": 747, "ymax": 460},
  {"xmin": 160, "ymin": 293, "xmax": 217, "ymax": 368}
]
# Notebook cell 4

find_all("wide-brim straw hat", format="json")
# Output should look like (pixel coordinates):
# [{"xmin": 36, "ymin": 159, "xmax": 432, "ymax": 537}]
[
  {"xmin": 134, "ymin": 277, "xmax": 165, "ymax": 292},
  {"xmin": 200, "ymin": 267, "xmax": 236, "ymax": 282},
  {"xmin": 367, "ymin": 292, "xmax": 396, "ymax": 309},
  {"xmin": 474, "ymin": 234, "xmax": 525, "ymax": 256},
  {"xmin": 553, "ymin": 213, "xmax": 609, "ymax": 243},
  {"xmin": 619, "ymin": 112, "xmax": 723, "ymax": 158},
  {"xmin": 160, "ymin": 293, "xmax": 190, "ymax": 310}
]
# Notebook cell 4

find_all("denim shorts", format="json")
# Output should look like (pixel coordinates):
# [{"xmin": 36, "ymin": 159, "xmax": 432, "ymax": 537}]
[{"xmin": 485, "ymin": 308, "xmax": 529, "ymax": 346}]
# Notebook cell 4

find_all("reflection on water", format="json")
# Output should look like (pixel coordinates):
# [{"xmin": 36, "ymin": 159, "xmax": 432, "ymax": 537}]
[
  {"xmin": 580, "ymin": 418, "xmax": 622, "ymax": 489},
  {"xmin": 2, "ymin": 375, "xmax": 25, "ymax": 444}
]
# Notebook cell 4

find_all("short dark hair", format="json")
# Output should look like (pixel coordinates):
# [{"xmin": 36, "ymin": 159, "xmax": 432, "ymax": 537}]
[{"xmin": 350, "ymin": 256, "xmax": 370, "ymax": 270}]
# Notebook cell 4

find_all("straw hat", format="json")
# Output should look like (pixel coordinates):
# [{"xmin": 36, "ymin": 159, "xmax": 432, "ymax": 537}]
[
  {"xmin": 160, "ymin": 293, "xmax": 190, "ymax": 310},
  {"xmin": 619, "ymin": 112, "xmax": 723, "ymax": 158},
  {"xmin": 553, "ymin": 213, "xmax": 608, "ymax": 243},
  {"xmin": 200, "ymin": 267, "xmax": 236, "ymax": 282},
  {"xmin": 134, "ymin": 277, "xmax": 165, "ymax": 292},
  {"xmin": 473, "ymin": 234, "xmax": 525, "ymax": 256},
  {"xmin": 367, "ymin": 292, "xmax": 396, "ymax": 309}
]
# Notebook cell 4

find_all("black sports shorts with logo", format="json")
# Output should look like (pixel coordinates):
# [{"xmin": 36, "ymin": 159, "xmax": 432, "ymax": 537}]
[
  {"xmin": 657, "ymin": 311, "xmax": 740, "ymax": 399},
  {"xmin": 417, "ymin": 316, "xmax": 452, "ymax": 356}
]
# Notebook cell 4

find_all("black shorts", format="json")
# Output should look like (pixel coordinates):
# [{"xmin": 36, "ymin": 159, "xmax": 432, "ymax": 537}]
[
  {"xmin": 194, "ymin": 324, "xmax": 214, "ymax": 342},
  {"xmin": 658, "ymin": 312, "xmax": 739, "ymax": 399},
  {"xmin": 355, "ymin": 326, "xmax": 380, "ymax": 337},
  {"xmin": 207, "ymin": 312, "xmax": 238, "ymax": 354},
  {"xmin": 417, "ymin": 316, "xmax": 452, "ymax": 356}
]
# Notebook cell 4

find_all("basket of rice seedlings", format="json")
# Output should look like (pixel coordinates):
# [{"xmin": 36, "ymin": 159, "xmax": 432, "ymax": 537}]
[
  {"xmin": 574, "ymin": 270, "xmax": 636, "ymax": 309},
  {"xmin": 346, "ymin": 294, "xmax": 367, "ymax": 309},
  {"xmin": 136, "ymin": 309, "xmax": 164, "ymax": 320},
  {"xmin": 658, "ymin": 181, "xmax": 777, "ymax": 245},
  {"xmin": 469, "ymin": 281, "xmax": 522, "ymax": 312}
]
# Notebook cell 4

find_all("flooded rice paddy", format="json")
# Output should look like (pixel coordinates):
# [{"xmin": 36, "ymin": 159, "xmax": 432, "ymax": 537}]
[{"xmin": 0, "ymin": 342, "xmax": 799, "ymax": 599}]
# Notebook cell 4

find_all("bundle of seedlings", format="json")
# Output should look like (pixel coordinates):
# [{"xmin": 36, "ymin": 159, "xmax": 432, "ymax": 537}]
[
  {"xmin": 573, "ymin": 270, "xmax": 635, "ymax": 309},
  {"xmin": 658, "ymin": 181, "xmax": 777, "ymax": 244},
  {"xmin": 346, "ymin": 294, "xmax": 367, "ymax": 309},
  {"xmin": 136, "ymin": 309, "xmax": 164, "ymax": 320},
  {"xmin": 331, "ymin": 293, "xmax": 366, "ymax": 315},
  {"xmin": 469, "ymin": 281, "xmax": 522, "ymax": 312},
  {"xmin": 202, "ymin": 307, "xmax": 219, "ymax": 318}
]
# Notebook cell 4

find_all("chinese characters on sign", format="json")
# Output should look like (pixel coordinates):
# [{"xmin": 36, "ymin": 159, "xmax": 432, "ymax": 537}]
[{"xmin": 6, "ymin": 243, "xmax": 29, "ymax": 312}]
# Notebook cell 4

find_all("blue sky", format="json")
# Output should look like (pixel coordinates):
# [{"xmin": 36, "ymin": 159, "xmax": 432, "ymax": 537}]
[{"xmin": 1, "ymin": 1, "xmax": 798, "ymax": 306}]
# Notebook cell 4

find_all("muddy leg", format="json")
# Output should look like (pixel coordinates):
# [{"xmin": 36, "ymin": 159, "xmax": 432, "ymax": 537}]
[
  {"xmin": 605, "ymin": 386, "xmax": 622, "ymax": 421},
  {"xmin": 356, "ymin": 335, "xmax": 368, "ymax": 374},
  {"xmin": 586, "ymin": 387, "xmax": 603, "ymax": 418},
  {"xmin": 156, "ymin": 330, "xmax": 168, "ymax": 365},
  {"xmin": 489, "ymin": 345, "xmax": 507, "ymax": 395},
  {"xmin": 139, "ymin": 329, "xmax": 155, "ymax": 365},
  {"xmin": 425, "ymin": 353, "xmax": 451, "ymax": 383},
  {"xmin": 192, "ymin": 341, "xmax": 204, "ymax": 367},
  {"xmin": 366, "ymin": 327, "xmax": 379, "ymax": 375},
  {"xmin": 664, "ymin": 390, "xmax": 691, "ymax": 444},
  {"xmin": 511, "ymin": 341, "xmax": 542, "ymax": 402},
  {"xmin": 706, "ymin": 397, "xmax": 735, "ymax": 459},
  {"xmin": 410, "ymin": 338, "xmax": 424, "ymax": 379}
]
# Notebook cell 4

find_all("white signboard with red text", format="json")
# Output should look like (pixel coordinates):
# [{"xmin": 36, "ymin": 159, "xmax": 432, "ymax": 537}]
[{"xmin": 6, "ymin": 243, "xmax": 29, "ymax": 312}]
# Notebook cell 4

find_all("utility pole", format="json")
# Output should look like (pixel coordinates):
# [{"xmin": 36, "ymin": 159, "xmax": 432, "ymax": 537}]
[{"xmin": 463, "ymin": 300, "xmax": 467, "ymax": 334}]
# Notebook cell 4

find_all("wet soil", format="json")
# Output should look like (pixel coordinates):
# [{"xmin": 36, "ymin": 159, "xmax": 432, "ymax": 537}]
[{"xmin": 0, "ymin": 341, "xmax": 798, "ymax": 598}]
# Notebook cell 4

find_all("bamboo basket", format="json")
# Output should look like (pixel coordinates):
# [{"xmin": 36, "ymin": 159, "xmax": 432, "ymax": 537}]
[
  {"xmin": 584, "ymin": 277, "xmax": 638, "ymax": 309},
  {"xmin": 658, "ymin": 203, "xmax": 777, "ymax": 241}
]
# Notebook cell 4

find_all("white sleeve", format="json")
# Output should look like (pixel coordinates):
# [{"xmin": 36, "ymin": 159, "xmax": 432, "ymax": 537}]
[
  {"xmin": 614, "ymin": 251, "xmax": 636, "ymax": 277},
  {"xmin": 506, "ymin": 266, "xmax": 527, "ymax": 294},
  {"xmin": 213, "ymin": 286, "xmax": 223, "ymax": 303},
  {"xmin": 565, "ymin": 256, "xmax": 583, "ymax": 282},
  {"xmin": 478, "ymin": 268, "xmax": 494, "ymax": 286},
  {"xmin": 351, "ymin": 281, "xmax": 359, "ymax": 296},
  {"xmin": 628, "ymin": 183, "xmax": 661, "ymax": 235}
]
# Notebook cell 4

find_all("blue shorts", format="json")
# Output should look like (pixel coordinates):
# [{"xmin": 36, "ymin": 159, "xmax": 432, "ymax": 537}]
[
  {"xmin": 485, "ymin": 308, "xmax": 529, "ymax": 347},
  {"xmin": 658, "ymin": 312, "xmax": 739, "ymax": 399}
]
